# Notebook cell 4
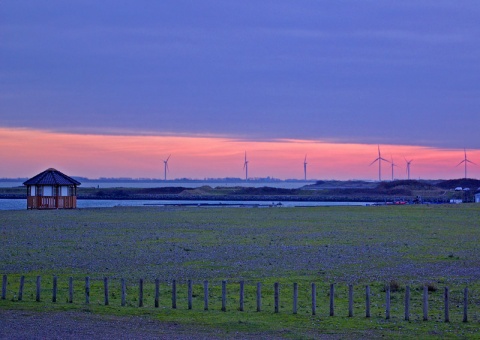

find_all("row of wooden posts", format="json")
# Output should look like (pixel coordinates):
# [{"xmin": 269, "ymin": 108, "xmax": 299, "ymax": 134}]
[{"xmin": 1, "ymin": 275, "xmax": 470, "ymax": 323}]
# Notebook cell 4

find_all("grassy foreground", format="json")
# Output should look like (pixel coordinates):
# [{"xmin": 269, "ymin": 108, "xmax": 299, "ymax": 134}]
[{"xmin": 1, "ymin": 204, "xmax": 480, "ymax": 338}]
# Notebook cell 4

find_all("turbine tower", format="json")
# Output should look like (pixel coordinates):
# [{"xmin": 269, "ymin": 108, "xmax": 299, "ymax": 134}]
[
  {"xmin": 390, "ymin": 156, "xmax": 398, "ymax": 181},
  {"xmin": 243, "ymin": 152, "xmax": 249, "ymax": 180},
  {"xmin": 404, "ymin": 158, "xmax": 413, "ymax": 180},
  {"xmin": 456, "ymin": 148, "xmax": 476, "ymax": 179},
  {"xmin": 163, "ymin": 155, "xmax": 171, "ymax": 181},
  {"xmin": 369, "ymin": 145, "xmax": 390, "ymax": 181},
  {"xmin": 303, "ymin": 155, "xmax": 307, "ymax": 181}
]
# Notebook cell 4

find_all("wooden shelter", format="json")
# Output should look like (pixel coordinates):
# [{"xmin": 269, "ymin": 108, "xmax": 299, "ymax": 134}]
[{"xmin": 23, "ymin": 168, "xmax": 81, "ymax": 209}]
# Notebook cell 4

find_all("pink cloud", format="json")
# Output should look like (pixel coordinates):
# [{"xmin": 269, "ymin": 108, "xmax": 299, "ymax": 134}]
[{"xmin": 0, "ymin": 128, "xmax": 478, "ymax": 180}]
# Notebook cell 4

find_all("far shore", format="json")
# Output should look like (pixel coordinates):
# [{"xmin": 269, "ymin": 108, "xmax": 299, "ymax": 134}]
[{"xmin": 1, "ymin": 178, "xmax": 478, "ymax": 203}]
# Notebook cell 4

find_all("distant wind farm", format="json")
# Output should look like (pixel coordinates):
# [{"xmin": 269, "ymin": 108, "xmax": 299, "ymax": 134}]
[{"xmin": 155, "ymin": 146, "xmax": 478, "ymax": 183}]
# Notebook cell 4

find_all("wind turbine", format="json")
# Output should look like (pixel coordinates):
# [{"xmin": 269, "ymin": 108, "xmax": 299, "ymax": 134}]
[
  {"xmin": 404, "ymin": 158, "xmax": 413, "ymax": 180},
  {"xmin": 390, "ymin": 156, "xmax": 398, "ymax": 181},
  {"xmin": 369, "ymin": 145, "xmax": 390, "ymax": 181},
  {"xmin": 456, "ymin": 148, "xmax": 476, "ymax": 179},
  {"xmin": 163, "ymin": 155, "xmax": 171, "ymax": 181},
  {"xmin": 243, "ymin": 152, "xmax": 249, "ymax": 180},
  {"xmin": 303, "ymin": 155, "xmax": 307, "ymax": 181}
]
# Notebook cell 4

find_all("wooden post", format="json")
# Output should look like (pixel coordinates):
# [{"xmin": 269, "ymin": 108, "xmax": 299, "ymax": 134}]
[
  {"xmin": 1, "ymin": 275, "xmax": 6, "ymax": 300},
  {"xmin": 104, "ymin": 277, "xmax": 109, "ymax": 306},
  {"xmin": 404, "ymin": 285, "xmax": 410, "ymax": 321},
  {"xmin": 348, "ymin": 284, "xmax": 353, "ymax": 317},
  {"xmin": 463, "ymin": 287, "xmax": 468, "ymax": 323},
  {"xmin": 188, "ymin": 279, "xmax": 192, "ymax": 310},
  {"xmin": 239, "ymin": 281, "xmax": 244, "ymax": 312},
  {"xmin": 85, "ymin": 277, "xmax": 90, "ymax": 304},
  {"xmin": 221, "ymin": 280, "xmax": 227, "ymax": 312},
  {"xmin": 18, "ymin": 276, "xmax": 25, "ymax": 301},
  {"xmin": 155, "ymin": 278, "xmax": 160, "ymax": 308},
  {"xmin": 36, "ymin": 276, "xmax": 41, "ymax": 302},
  {"xmin": 203, "ymin": 280, "xmax": 209, "ymax": 311},
  {"xmin": 256, "ymin": 282, "xmax": 262, "ymax": 312},
  {"xmin": 172, "ymin": 280, "xmax": 177, "ymax": 309},
  {"xmin": 385, "ymin": 286, "xmax": 391, "ymax": 320},
  {"xmin": 329, "ymin": 283, "xmax": 335, "ymax": 316},
  {"xmin": 444, "ymin": 287, "xmax": 449, "ymax": 323},
  {"xmin": 121, "ymin": 278, "xmax": 126, "ymax": 307},
  {"xmin": 293, "ymin": 283, "xmax": 298, "ymax": 314},
  {"xmin": 365, "ymin": 285, "xmax": 370, "ymax": 318},
  {"xmin": 311, "ymin": 283, "xmax": 316, "ymax": 315},
  {"xmin": 139, "ymin": 278, "xmax": 144, "ymax": 307},
  {"xmin": 52, "ymin": 276, "xmax": 57, "ymax": 302},
  {"xmin": 423, "ymin": 286, "xmax": 428, "ymax": 321},
  {"xmin": 68, "ymin": 277, "xmax": 73, "ymax": 303},
  {"xmin": 274, "ymin": 282, "xmax": 279, "ymax": 313}
]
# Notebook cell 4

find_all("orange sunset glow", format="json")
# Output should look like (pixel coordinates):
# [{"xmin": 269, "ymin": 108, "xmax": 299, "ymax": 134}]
[{"xmin": 0, "ymin": 128, "xmax": 477, "ymax": 180}]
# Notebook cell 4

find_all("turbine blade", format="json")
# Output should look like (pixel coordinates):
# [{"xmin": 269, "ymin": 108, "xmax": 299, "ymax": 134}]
[
  {"xmin": 369, "ymin": 158, "xmax": 379, "ymax": 166},
  {"xmin": 456, "ymin": 160, "xmax": 466, "ymax": 167}
]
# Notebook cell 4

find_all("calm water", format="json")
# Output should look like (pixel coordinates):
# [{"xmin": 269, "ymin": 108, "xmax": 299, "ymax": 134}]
[
  {"xmin": 0, "ymin": 181, "xmax": 314, "ymax": 189},
  {"xmin": 0, "ymin": 199, "xmax": 372, "ymax": 210}
]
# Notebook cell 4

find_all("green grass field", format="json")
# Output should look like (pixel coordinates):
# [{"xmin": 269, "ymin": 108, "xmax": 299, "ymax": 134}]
[{"xmin": 1, "ymin": 205, "xmax": 480, "ymax": 338}]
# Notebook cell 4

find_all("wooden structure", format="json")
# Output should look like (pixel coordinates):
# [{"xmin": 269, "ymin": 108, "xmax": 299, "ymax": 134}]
[{"xmin": 23, "ymin": 168, "xmax": 81, "ymax": 209}]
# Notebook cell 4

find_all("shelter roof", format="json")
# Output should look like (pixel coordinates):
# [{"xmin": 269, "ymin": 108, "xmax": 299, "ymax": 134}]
[{"xmin": 23, "ymin": 168, "xmax": 81, "ymax": 186}]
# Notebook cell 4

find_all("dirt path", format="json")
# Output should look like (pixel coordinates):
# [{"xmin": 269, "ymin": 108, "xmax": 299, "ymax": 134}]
[{"xmin": 0, "ymin": 310, "xmax": 269, "ymax": 339}]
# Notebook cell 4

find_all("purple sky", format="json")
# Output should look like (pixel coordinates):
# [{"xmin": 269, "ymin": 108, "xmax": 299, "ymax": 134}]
[{"xmin": 1, "ymin": 1, "xmax": 480, "ymax": 149}]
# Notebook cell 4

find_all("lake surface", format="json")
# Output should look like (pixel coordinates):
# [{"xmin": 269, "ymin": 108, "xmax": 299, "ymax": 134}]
[{"xmin": 0, "ymin": 199, "xmax": 373, "ymax": 210}]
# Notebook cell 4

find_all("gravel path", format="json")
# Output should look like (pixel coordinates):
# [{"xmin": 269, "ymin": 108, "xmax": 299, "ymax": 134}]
[{"xmin": 0, "ymin": 310, "xmax": 256, "ymax": 340}]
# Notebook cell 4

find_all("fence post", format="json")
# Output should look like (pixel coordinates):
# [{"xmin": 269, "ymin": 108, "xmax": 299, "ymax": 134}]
[
  {"xmin": 239, "ymin": 281, "xmax": 244, "ymax": 312},
  {"xmin": 172, "ymin": 280, "xmax": 177, "ymax": 309},
  {"xmin": 155, "ymin": 278, "xmax": 160, "ymax": 308},
  {"xmin": 104, "ymin": 277, "xmax": 109, "ymax": 306},
  {"xmin": 18, "ymin": 276, "xmax": 25, "ymax": 301},
  {"xmin": 444, "ymin": 287, "xmax": 449, "ymax": 323},
  {"xmin": 188, "ymin": 279, "xmax": 192, "ymax": 310},
  {"xmin": 121, "ymin": 278, "xmax": 126, "ymax": 307},
  {"xmin": 256, "ymin": 282, "xmax": 262, "ymax": 312},
  {"xmin": 203, "ymin": 280, "xmax": 209, "ymax": 311},
  {"xmin": 1, "ymin": 275, "xmax": 6, "ymax": 300},
  {"xmin": 329, "ymin": 283, "xmax": 335, "ymax": 316},
  {"xmin": 221, "ymin": 280, "xmax": 227, "ymax": 312},
  {"xmin": 52, "ymin": 276, "xmax": 57, "ymax": 303},
  {"xmin": 385, "ymin": 286, "xmax": 391, "ymax": 320},
  {"xmin": 348, "ymin": 284, "xmax": 353, "ymax": 317},
  {"xmin": 463, "ymin": 287, "xmax": 468, "ymax": 323},
  {"xmin": 85, "ymin": 277, "xmax": 90, "ymax": 304},
  {"xmin": 274, "ymin": 282, "xmax": 279, "ymax": 313},
  {"xmin": 365, "ymin": 285, "xmax": 370, "ymax": 318},
  {"xmin": 36, "ymin": 276, "xmax": 41, "ymax": 302},
  {"xmin": 404, "ymin": 285, "xmax": 410, "ymax": 321},
  {"xmin": 293, "ymin": 283, "xmax": 298, "ymax": 314},
  {"xmin": 139, "ymin": 278, "xmax": 144, "ymax": 307},
  {"xmin": 311, "ymin": 283, "xmax": 316, "ymax": 315},
  {"xmin": 423, "ymin": 286, "xmax": 428, "ymax": 321},
  {"xmin": 69, "ymin": 277, "xmax": 73, "ymax": 303}
]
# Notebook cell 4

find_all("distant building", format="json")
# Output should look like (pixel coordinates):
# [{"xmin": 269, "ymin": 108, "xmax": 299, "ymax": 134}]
[
  {"xmin": 475, "ymin": 193, "xmax": 480, "ymax": 203},
  {"xmin": 23, "ymin": 168, "xmax": 81, "ymax": 209}
]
